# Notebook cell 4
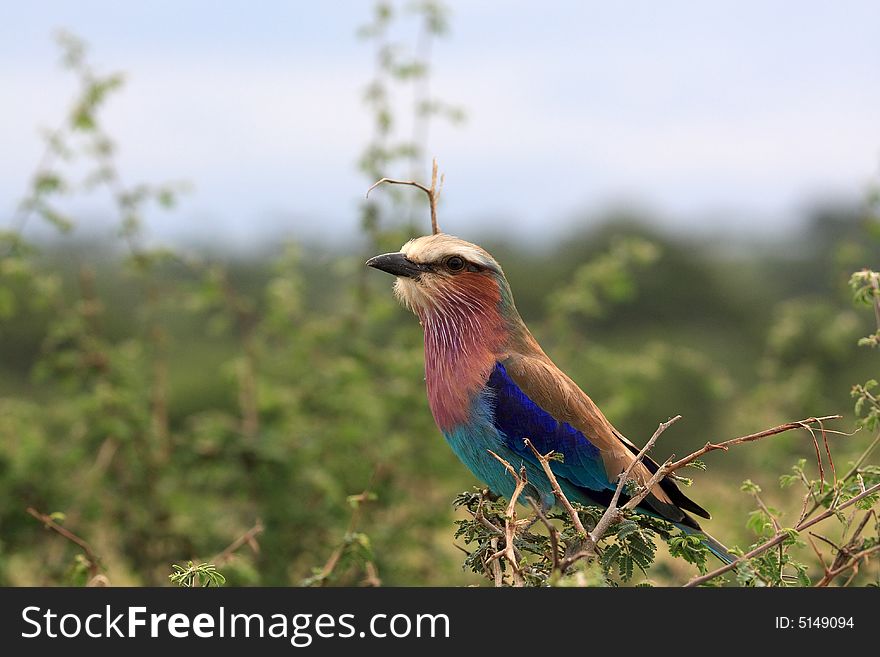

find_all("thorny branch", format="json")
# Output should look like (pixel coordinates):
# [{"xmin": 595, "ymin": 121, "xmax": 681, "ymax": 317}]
[
  {"xmin": 483, "ymin": 412, "xmax": 876, "ymax": 584},
  {"xmin": 486, "ymin": 450, "xmax": 527, "ymax": 586},
  {"xmin": 806, "ymin": 431, "xmax": 880, "ymax": 517},
  {"xmin": 816, "ymin": 544, "xmax": 880, "ymax": 587},
  {"xmin": 590, "ymin": 415, "xmax": 681, "ymax": 542},
  {"xmin": 522, "ymin": 438, "xmax": 592, "ymax": 549},
  {"xmin": 809, "ymin": 508, "xmax": 877, "ymax": 587},
  {"xmin": 684, "ymin": 481, "xmax": 880, "ymax": 587},
  {"xmin": 602, "ymin": 415, "xmax": 844, "ymax": 547},
  {"xmin": 526, "ymin": 497, "xmax": 560, "ymax": 574},
  {"xmin": 473, "ymin": 493, "xmax": 504, "ymax": 536},
  {"xmin": 663, "ymin": 415, "xmax": 842, "ymax": 474}
]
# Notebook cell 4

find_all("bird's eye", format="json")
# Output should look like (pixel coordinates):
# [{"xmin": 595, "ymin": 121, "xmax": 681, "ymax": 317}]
[{"xmin": 445, "ymin": 256, "xmax": 466, "ymax": 272}]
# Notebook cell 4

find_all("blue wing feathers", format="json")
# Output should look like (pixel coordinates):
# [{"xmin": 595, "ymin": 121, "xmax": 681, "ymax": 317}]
[
  {"xmin": 442, "ymin": 362, "xmax": 731, "ymax": 562},
  {"xmin": 486, "ymin": 363, "xmax": 612, "ymax": 492}
]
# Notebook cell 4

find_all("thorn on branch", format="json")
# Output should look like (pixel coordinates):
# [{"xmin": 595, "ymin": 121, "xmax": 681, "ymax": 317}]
[
  {"xmin": 592, "ymin": 415, "xmax": 681, "ymax": 544},
  {"xmin": 665, "ymin": 415, "xmax": 843, "ymax": 475},
  {"xmin": 486, "ymin": 449, "xmax": 527, "ymax": 586},
  {"xmin": 522, "ymin": 439, "xmax": 593, "ymax": 550}
]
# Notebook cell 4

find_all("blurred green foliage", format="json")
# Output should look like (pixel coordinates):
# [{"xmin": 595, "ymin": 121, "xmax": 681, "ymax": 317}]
[{"xmin": 1, "ymin": 7, "xmax": 878, "ymax": 586}]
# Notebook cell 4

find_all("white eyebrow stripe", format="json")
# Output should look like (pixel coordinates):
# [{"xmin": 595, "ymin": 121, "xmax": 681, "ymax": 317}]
[{"xmin": 400, "ymin": 233, "xmax": 501, "ymax": 272}]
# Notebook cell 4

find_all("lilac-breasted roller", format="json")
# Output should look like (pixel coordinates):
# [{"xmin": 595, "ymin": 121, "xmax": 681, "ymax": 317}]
[{"xmin": 367, "ymin": 233, "xmax": 733, "ymax": 563}]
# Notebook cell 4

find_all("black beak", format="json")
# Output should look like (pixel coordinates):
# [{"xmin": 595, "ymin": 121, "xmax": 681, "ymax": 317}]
[{"xmin": 366, "ymin": 252, "xmax": 427, "ymax": 278}]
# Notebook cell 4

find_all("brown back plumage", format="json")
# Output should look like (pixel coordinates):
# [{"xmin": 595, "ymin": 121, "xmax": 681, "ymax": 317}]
[{"xmin": 500, "ymin": 331, "xmax": 710, "ymax": 528}]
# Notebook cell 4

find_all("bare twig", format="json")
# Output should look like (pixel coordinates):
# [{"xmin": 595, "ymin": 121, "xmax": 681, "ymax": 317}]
[
  {"xmin": 590, "ymin": 416, "xmax": 681, "ymax": 543},
  {"xmin": 753, "ymin": 494, "xmax": 782, "ymax": 534},
  {"xmin": 472, "ymin": 491, "xmax": 504, "ymax": 536},
  {"xmin": 27, "ymin": 507, "xmax": 105, "ymax": 584},
  {"xmin": 486, "ymin": 450, "xmax": 528, "ymax": 586},
  {"xmin": 366, "ymin": 157, "xmax": 442, "ymax": 234},
  {"xmin": 592, "ymin": 415, "xmax": 842, "ymax": 545},
  {"xmin": 481, "ymin": 411, "xmax": 864, "ymax": 586},
  {"xmin": 522, "ymin": 440, "xmax": 592, "ymax": 548},
  {"xmin": 665, "ymin": 415, "xmax": 842, "ymax": 474},
  {"xmin": 811, "ymin": 509, "xmax": 876, "ymax": 587},
  {"xmin": 801, "ymin": 421, "xmax": 826, "ymax": 487},
  {"xmin": 526, "ymin": 496, "xmax": 560, "ymax": 575},
  {"xmin": 362, "ymin": 561, "xmax": 382, "ymax": 588},
  {"xmin": 807, "ymin": 534, "xmax": 832, "ymax": 581},
  {"xmin": 809, "ymin": 532, "xmax": 842, "ymax": 552},
  {"xmin": 685, "ymin": 481, "xmax": 880, "ymax": 587},
  {"xmin": 795, "ymin": 470, "xmax": 818, "ymax": 525},
  {"xmin": 611, "ymin": 415, "xmax": 844, "ymax": 533},
  {"xmin": 806, "ymin": 431, "xmax": 880, "ymax": 518},
  {"xmin": 846, "ymin": 507, "xmax": 875, "ymax": 545},
  {"xmin": 520, "ymin": 414, "xmax": 841, "ymax": 570},
  {"xmin": 210, "ymin": 520, "xmax": 265, "ymax": 566},
  {"xmin": 817, "ymin": 417, "xmax": 837, "ymax": 488},
  {"xmin": 815, "ymin": 544, "xmax": 880, "ymax": 587}
]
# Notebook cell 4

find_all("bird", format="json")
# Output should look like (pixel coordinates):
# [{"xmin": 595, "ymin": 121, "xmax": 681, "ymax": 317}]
[{"xmin": 367, "ymin": 232, "xmax": 733, "ymax": 564}]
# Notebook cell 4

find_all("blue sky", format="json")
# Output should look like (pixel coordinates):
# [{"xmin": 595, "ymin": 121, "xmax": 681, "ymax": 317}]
[{"xmin": 2, "ymin": 1, "xmax": 879, "ymax": 246}]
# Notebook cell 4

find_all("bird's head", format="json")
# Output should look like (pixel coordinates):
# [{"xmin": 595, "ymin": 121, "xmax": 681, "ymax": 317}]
[
  {"xmin": 366, "ymin": 233, "xmax": 513, "ymax": 320},
  {"xmin": 368, "ymin": 233, "xmax": 537, "ymax": 428}
]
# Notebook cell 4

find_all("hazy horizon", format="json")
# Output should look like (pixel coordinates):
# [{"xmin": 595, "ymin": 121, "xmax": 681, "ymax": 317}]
[{"xmin": 3, "ymin": 1, "xmax": 879, "ymax": 248}]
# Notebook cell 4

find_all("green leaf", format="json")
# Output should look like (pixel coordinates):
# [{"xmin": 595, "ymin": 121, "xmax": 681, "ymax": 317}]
[
  {"xmin": 795, "ymin": 565, "xmax": 811, "ymax": 587},
  {"xmin": 615, "ymin": 521, "xmax": 639, "ymax": 539},
  {"xmin": 33, "ymin": 172, "xmax": 65, "ymax": 195},
  {"xmin": 741, "ymin": 479, "xmax": 762, "ymax": 494}
]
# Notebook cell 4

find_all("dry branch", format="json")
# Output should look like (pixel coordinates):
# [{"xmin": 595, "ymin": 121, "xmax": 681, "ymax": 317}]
[
  {"xmin": 486, "ymin": 450, "xmax": 529, "ymax": 586},
  {"xmin": 366, "ymin": 157, "xmax": 443, "ymax": 234},
  {"xmin": 480, "ymin": 404, "xmax": 866, "ymax": 586},
  {"xmin": 664, "ymin": 415, "xmax": 842, "ymax": 474},
  {"xmin": 590, "ymin": 416, "xmax": 681, "ymax": 542},
  {"xmin": 210, "ymin": 520, "xmax": 265, "ymax": 566},
  {"xmin": 522, "ymin": 439, "xmax": 593, "ymax": 548},
  {"xmin": 806, "ymin": 431, "xmax": 880, "ymax": 517},
  {"xmin": 684, "ymin": 480, "xmax": 880, "ymax": 587},
  {"xmin": 473, "ymin": 493, "xmax": 504, "ymax": 536},
  {"xmin": 27, "ymin": 507, "xmax": 105, "ymax": 585},
  {"xmin": 489, "ymin": 537, "xmax": 503, "ymax": 587},
  {"xmin": 810, "ymin": 508, "xmax": 877, "ymax": 587},
  {"xmin": 601, "ymin": 414, "xmax": 844, "ymax": 543},
  {"xmin": 815, "ymin": 544, "xmax": 880, "ymax": 587},
  {"xmin": 526, "ymin": 496, "xmax": 561, "ymax": 574}
]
